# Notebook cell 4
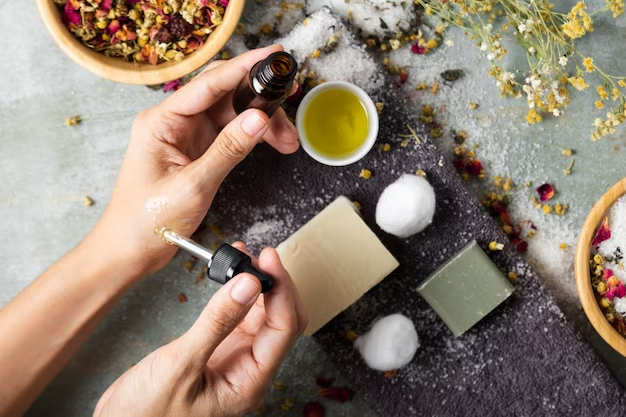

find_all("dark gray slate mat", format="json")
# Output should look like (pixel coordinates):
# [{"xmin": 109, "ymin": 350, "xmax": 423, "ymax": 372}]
[{"xmin": 208, "ymin": 14, "xmax": 626, "ymax": 417}]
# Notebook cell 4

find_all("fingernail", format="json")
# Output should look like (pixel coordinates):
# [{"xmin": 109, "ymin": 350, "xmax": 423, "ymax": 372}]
[
  {"xmin": 231, "ymin": 276, "xmax": 261, "ymax": 304},
  {"xmin": 242, "ymin": 112, "xmax": 267, "ymax": 136}
]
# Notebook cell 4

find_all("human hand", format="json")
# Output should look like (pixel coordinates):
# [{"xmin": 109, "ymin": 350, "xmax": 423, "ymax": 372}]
[
  {"xmin": 88, "ymin": 45, "xmax": 299, "ymax": 278},
  {"xmin": 93, "ymin": 246, "xmax": 307, "ymax": 417}
]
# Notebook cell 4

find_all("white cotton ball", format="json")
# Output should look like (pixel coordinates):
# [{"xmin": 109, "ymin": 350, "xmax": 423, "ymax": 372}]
[
  {"xmin": 354, "ymin": 314, "xmax": 419, "ymax": 371},
  {"xmin": 375, "ymin": 174, "xmax": 436, "ymax": 238}
]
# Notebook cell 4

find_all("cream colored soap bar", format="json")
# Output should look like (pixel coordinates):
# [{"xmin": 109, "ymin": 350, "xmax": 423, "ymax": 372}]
[{"xmin": 277, "ymin": 196, "xmax": 399, "ymax": 336}]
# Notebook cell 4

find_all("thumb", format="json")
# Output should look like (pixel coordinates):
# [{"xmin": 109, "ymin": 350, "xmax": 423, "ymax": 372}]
[
  {"xmin": 190, "ymin": 109, "xmax": 269, "ymax": 190},
  {"xmin": 180, "ymin": 274, "xmax": 262, "ymax": 367}
]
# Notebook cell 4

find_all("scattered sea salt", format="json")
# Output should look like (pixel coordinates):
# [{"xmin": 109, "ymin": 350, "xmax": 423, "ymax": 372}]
[
  {"xmin": 615, "ymin": 297, "xmax": 626, "ymax": 316},
  {"xmin": 243, "ymin": 219, "xmax": 286, "ymax": 249},
  {"xmin": 307, "ymin": 0, "xmax": 416, "ymax": 37},
  {"xmin": 389, "ymin": 34, "xmax": 581, "ymax": 308},
  {"xmin": 276, "ymin": 8, "xmax": 385, "ymax": 92}
]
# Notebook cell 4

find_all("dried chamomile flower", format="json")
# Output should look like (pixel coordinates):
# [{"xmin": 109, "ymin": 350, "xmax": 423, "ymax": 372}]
[{"xmin": 65, "ymin": 115, "xmax": 82, "ymax": 126}]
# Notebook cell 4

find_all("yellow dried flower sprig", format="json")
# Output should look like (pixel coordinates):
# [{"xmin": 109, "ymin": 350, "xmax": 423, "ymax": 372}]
[{"xmin": 416, "ymin": 0, "xmax": 626, "ymax": 140}]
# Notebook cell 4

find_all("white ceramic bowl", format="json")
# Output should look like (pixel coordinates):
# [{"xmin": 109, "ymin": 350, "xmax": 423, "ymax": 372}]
[{"xmin": 296, "ymin": 81, "xmax": 379, "ymax": 166}]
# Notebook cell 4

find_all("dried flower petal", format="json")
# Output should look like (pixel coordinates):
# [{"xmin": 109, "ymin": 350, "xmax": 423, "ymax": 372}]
[
  {"xmin": 592, "ymin": 217, "xmax": 611, "ymax": 246},
  {"xmin": 452, "ymin": 159, "xmax": 467, "ymax": 170},
  {"xmin": 303, "ymin": 402, "xmax": 325, "ymax": 417},
  {"xmin": 100, "ymin": 0, "xmax": 113, "ymax": 11},
  {"xmin": 178, "ymin": 293, "xmax": 188, "ymax": 303},
  {"xmin": 603, "ymin": 268, "xmax": 614, "ymax": 280},
  {"xmin": 315, "ymin": 377, "xmax": 335, "ymax": 388},
  {"xmin": 107, "ymin": 19, "xmax": 121, "ymax": 35},
  {"xmin": 466, "ymin": 159, "xmax": 483, "ymax": 176},
  {"xmin": 536, "ymin": 183, "xmax": 555, "ymax": 202},
  {"xmin": 318, "ymin": 387, "xmax": 352, "ymax": 403},
  {"xmin": 163, "ymin": 79, "xmax": 182, "ymax": 93},
  {"xmin": 63, "ymin": 0, "xmax": 81, "ymax": 26},
  {"xmin": 606, "ymin": 282, "xmax": 626, "ymax": 300},
  {"xmin": 384, "ymin": 370, "xmax": 397, "ymax": 378},
  {"xmin": 398, "ymin": 70, "xmax": 409, "ymax": 85},
  {"xmin": 411, "ymin": 43, "xmax": 427, "ymax": 54},
  {"xmin": 511, "ymin": 237, "xmax": 528, "ymax": 253}
]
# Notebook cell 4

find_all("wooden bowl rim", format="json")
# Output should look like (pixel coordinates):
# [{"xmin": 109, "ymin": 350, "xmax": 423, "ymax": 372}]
[
  {"xmin": 35, "ymin": 0, "xmax": 244, "ymax": 85},
  {"xmin": 575, "ymin": 177, "xmax": 626, "ymax": 356}
]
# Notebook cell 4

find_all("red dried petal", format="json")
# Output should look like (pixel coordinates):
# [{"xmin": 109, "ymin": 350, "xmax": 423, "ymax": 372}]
[
  {"xmin": 511, "ymin": 237, "xmax": 528, "ymax": 253},
  {"xmin": 315, "ymin": 377, "xmax": 335, "ymax": 388},
  {"xmin": 101, "ymin": 0, "xmax": 113, "ymax": 11},
  {"xmin": 452, "ymin": 159, "xmax": 467, "ymax": 170},
  {"xmin": 411, "ymin": 43, "xmax": 427, "ymax": 55},
  {"xmin": 466, "ymin": 159, "xmax": 483, "ymax": 176},
  {"xmin": 303, "ymin": 402, "xmax": 325, "ymax": 417},
  {"xmin": 185, "ymin": 36, "xmax": 204, "ymax": 53},
  {"xmin": 490, "ymin": 202, "xmax": 506, "ymax": 215},
  {"xmin": 318, "ymin": 387, "xmax": 352, "ymax": 403},
  {"xmin": 218, "ymin": 0, "xmax": 229, "ymax": 7},
  {"xmin": 127, "ymin": 0, "xmax": 141, "ymax": 3},
  {"xmin": 107, "ymin": 19, "xmax": 121, "ymax": 35},
  {"xmin": 606, "ymin": 284, "xmax": 621, "ymax": 300},
  {"xmin": 536, "ymin": 183, "xmax": 555, "ymax": 202},
  {"xmin": 603, "ymin": 268, "xmax": 614, "ymax": 280},
  {"xmin": 399, "ymin": 70, "xmax": 409, "ymax": 85},
  {"xmin": 163, "ymin": 80, "xmax": 182, "ymax": 93},
  {"xmin": 499, "ymin": 210, "xmax": 512, "ymax": 226},
  {"xmin": 63, "ymin": 0, "xmax": 81, "ymax": 26},
  {"xmin": 617, "ymin": 283, "xmax": 626, "ymax": 298},
  {"xmin": 592, "ymin": 217, "xmax": 611, "ymax": 246}
]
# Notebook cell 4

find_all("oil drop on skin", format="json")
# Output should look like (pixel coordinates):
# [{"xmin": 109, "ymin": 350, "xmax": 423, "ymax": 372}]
[{"xmin": 303, "ymin": 89, "xmax": 370, "ymax": 158}]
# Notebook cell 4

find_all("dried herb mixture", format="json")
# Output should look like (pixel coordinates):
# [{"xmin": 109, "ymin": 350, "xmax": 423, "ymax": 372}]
[
  {"xmin": 590, "ymin": 217, "xmax": 626, "ymax": 337},
  {"xmin": 55, "ymin": 0, "xmax": 228, "ymax": 65}
]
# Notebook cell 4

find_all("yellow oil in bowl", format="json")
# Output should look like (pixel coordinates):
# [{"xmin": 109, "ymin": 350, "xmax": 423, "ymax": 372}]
[{"xmin": 303, "ymin": 89, "xmax": 369, "ymax": 158}]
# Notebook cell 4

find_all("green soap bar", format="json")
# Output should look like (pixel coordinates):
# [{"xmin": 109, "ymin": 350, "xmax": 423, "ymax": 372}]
[{"xmin": 416, "ymin": 241, "xmax": 514, "ymax": 337}]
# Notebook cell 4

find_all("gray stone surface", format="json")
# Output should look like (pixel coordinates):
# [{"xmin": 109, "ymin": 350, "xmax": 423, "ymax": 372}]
[{"xmin": 2, "ymin": 0, "xmax": 626, "ymax": 416}]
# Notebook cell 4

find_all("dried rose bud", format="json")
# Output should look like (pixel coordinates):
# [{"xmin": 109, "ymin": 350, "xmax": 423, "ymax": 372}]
[
  {"xmin": 536, "ymin": 183, "xmax": 555, "ymax": 202},
  {"xmin": 466, "ymin": 159, "xmax": 483, "ymax": 176},
  {"xmin": 411, "ymin": 43, "xmax": 427, "ymax": 54},
  {"xmin": 603, "ymin": 268, "xmax": 614, "ymax": 280}
]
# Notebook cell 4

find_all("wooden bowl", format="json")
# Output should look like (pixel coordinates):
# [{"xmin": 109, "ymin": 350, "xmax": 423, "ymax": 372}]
[
  {"xmin": 35, "ymin": 0, "xmax": 244, "ymax": 85},
  {"xmin": 575, "ymin": 177, "xmax": 626, "ymax": 356}
]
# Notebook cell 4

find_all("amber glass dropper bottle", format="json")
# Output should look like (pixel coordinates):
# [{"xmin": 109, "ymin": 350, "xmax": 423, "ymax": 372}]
[{"xmin": 232, "ymin": 51, "xmax": 298, "ymax": 117}]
